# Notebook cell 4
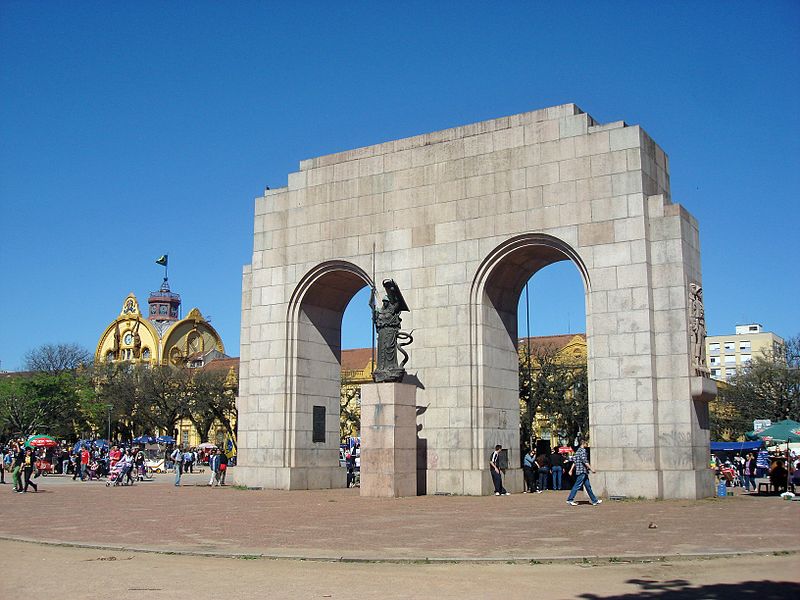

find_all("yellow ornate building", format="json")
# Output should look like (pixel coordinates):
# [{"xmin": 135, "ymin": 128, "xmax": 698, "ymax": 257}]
[
  {"xmin": 95, "ymin": 279, "xmax": 226, "ymax": 367},
  {"xmin": 95, "ymin": 276, "xmax": 235, "ymax": 448}
]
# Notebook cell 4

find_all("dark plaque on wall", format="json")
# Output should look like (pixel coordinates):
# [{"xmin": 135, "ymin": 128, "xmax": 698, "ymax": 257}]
[{"xmin": 312, "ymin": 405, "xmax": 326, "ymax": 443}]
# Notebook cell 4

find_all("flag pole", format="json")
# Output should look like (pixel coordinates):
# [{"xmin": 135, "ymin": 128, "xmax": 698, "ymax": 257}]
[{"xmin": 371, "ymin": 243, "xmax": 376, "ymax": 379}]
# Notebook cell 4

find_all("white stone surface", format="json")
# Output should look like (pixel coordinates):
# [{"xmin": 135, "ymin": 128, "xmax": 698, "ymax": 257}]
[{"xmin": 237, "ymin": 103, "xmax": 712, "ymax": 499}]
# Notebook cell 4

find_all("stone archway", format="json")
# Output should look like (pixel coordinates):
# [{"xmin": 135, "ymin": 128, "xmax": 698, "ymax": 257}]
[
  {"xmin": 237, "ymin": 103, "xmax": 715, "ymax": 498},
  {"xmin": 468, "ymin": 233, "xmax": 590, "ymax": 490},
  {"xmin": 236, "ymin": 260, "xmax": 372, "ymax": 489}
]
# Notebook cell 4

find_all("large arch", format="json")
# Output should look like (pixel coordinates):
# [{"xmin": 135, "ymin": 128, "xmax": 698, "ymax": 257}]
[
  {"xmin": 469, "ymin": 234, "xmax": 590, "ymax": 482},
  {"xmin": 238, "ymin": 103, "xmax": 716, "ymax": 498},
  {"xmin": 238, "ymin": 260, "xmax": 373, "ymax": 489}
]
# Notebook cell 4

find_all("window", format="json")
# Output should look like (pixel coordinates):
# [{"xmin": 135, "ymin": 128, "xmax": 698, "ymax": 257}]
[
  {"xmin": 726, "ymin": 368, "xmax": 737, "ymax": 378},
  {"xmin": 724, "ymin": 355, "xmax": 736, "ymax": 365},
  {"xmin": 740, "ymin": 354, "xmax": 752, "ymax": 364},
  {"xmin": 181, "ymin": 429, "xmax": 189, "ymax": 447},
  {"xmin": 711, "ymin": 368, "xmax": 720, "ymax": 378},
  {"xmin": 709, "ymin": 343, "xmax": 720, "ymax": 354},
  {"xmin": 724, "ymin": 341, "xmax": 735, "ymax": 352},
  {"xmin": 739, "ymin": 340, "xmax": 751, "ymax": 351},
  {"xmin": 142, "ymin": 348, "xmax": 151, "ymax": 360},
  {"xmin": 710, "ymin": 357, "xmax": 720, "ymax": 366}
]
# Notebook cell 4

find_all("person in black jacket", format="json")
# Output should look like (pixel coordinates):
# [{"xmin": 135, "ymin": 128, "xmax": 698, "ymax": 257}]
[
  {"xmin": 742, "ymin": 452, "xmax": 757, "ymax": 492},
  {"xmin": 22, "ymin": 447, "xmax": 38, "ymax": 493},
  {"xmin": 550, "ymin": 449, "xmax": 565, "ymax": 490},
  {"xmin": 535, "ymin": 452, "xmax": 550, "ymax": 493}
]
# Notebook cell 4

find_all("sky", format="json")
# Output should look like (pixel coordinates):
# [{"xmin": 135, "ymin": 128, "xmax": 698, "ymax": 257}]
[{"xmin": 1, "ymin": 1, "xmax": 798, "ymax": 371}]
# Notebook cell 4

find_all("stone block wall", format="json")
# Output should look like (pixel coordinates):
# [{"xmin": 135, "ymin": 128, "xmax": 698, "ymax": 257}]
[{"xmin": 236, "ymin": 103, "xmax": 713, "ymax": 499}]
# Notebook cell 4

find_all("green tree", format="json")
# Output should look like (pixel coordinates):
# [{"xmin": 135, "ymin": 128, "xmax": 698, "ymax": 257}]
[
  {"xmin": 0, "ymin": 371, "xmax": 95, "ymax": 440},
  {"xmin": 133, "ymin": 365, "xmax": 189, "ymax": 437},
  {"xmin": 184, "ymin": 369, "xmax": 236, "ymax": 443},
  {"xmin": 712, "ymin": 334, "xmax": 800, "ymax": 439},
  {"xmin": 340, "ymin": 372, "xmax": 361, "ymax": 443},
  {"xmin": 519, "ymin": 341, "xmax": 589, "ymax": 449}
]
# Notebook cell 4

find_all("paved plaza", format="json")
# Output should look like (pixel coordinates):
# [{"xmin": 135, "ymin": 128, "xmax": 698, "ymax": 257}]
[
  {"xmin": 1, "ymin": 470, "xmax": 797, "ymax": 561},
  {"xmin": 1, "ymin": 471, "xmax": 798, "ymax": 598}
]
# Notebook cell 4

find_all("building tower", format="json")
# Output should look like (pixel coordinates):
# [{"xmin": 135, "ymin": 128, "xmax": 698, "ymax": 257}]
[{"xmin": 147, "ymin": 277, "xmax": 181, "ymax": 337}]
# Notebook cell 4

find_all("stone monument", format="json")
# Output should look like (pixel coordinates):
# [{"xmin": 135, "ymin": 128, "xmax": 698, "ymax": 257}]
[{"xmin": 235, "ymin": 103, "xmax": 716, "ymax": 499}]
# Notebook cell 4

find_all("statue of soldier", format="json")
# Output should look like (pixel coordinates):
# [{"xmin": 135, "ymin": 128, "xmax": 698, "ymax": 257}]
[{"xmin": 689, "ymin": 283, "xmax": 708, "ymax": 374}]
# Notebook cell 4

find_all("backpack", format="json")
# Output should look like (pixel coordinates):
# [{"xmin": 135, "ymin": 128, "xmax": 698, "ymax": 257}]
[{"xmin": 493, "ymin": 449, "xmax": 508, "ymax": 470}]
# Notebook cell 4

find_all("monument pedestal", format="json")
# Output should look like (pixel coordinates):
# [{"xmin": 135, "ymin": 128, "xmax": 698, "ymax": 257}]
[{"xmin": 360, "ymin": 382, "xmax": 417, "ymax": 497}]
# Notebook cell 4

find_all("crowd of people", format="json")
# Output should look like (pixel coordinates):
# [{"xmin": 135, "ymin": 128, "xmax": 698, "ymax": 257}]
[
  {"xmin": 2, "ymin": 437, "xmax": 233, "ymax": 492},
  {"xmin": 712, "ymin": 447, "xmax": 799, "ymax": 494},
  {"xmin": 1, "ymin": 440, "xmax": 40, "ymax": 493}
]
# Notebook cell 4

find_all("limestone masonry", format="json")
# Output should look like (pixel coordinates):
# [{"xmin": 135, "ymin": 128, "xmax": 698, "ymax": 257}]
[{"xmin": 236, "ymin": 103, "xmax": 714, "ymax": 499}]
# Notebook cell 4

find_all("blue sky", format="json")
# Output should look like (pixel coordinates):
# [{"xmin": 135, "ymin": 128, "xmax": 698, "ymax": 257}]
[{"xmin": 1, "ymin": 2, "xmax": 798, "ymax": 371}]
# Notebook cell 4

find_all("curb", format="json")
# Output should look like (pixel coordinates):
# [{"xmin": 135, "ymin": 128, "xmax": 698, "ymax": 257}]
[{"xmin": 1, "ymin": 535, "xmax": 798, "ymax": 565}]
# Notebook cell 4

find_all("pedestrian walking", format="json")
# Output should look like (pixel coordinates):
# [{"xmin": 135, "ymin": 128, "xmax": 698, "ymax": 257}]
[
  {"xmin": 171, "ymin": 446, "xmax": 184, "ymax": 486},
  {"xmin": 218, "ymin": 450, "xmax": 228, "ymax": 486},
  {"xmin": 566, "ymin": 439, "xmax": 601, "ymax": 506},
  {"xmin": 0, "ymin": 444, "xmax": 7, "ymax": 485},
  {"xmin": 11, "ymin": 442, "xmax": 24, "ymax": 492},
  {"xmin": 490, "ymin": 444, "xmax": 509, "ymax": 496},
  {"xmin": 208, "ymin": 448, "xmax": 221, "ymax": 487},
  {"xmin": 22, "ymin": 447, "xmax": 38, "ymax": 493}
]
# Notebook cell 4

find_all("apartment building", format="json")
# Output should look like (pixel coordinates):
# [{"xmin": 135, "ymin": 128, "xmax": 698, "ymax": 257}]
[{"xmin": 706, "ymin": 323, "xmax": 785, "ymax": 381}]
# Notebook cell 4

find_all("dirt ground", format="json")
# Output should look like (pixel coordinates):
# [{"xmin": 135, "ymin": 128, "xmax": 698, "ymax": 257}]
[{"xmin": 1, "ymin": 540, "xmax": 798, "ymax": 600}]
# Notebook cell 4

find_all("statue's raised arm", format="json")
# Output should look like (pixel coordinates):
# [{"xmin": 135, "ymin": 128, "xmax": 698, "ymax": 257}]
[{"xmin": 372, "ymin": 279, "xmax": 413, "ymax": 383}]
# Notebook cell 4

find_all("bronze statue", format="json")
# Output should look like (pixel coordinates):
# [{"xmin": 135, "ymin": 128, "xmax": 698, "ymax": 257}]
[{"xmin": 371, "ymin": 279, "xmax": 413, "ymax": 383}]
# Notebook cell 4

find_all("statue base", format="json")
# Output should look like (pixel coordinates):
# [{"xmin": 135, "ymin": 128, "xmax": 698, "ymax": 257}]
[
  {"xmin": 372, "ymin": 368, "xmax": 406, "ymax": 383},
  {"xmin": 360, "ymin": 382, "xmax": 417, "ymax": 497}
]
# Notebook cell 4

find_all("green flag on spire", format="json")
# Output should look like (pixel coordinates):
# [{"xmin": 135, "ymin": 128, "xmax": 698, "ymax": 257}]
[{"xmin": 156, "ymin": 255, "xmax": 168, "ymax": 266}]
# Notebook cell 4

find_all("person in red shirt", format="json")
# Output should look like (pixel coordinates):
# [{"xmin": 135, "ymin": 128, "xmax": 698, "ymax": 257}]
[
  {"xmin": 109, "ymin": 445, "xmax": 121, "ymax": 468},
  {"xmin": 80, "ymin": 447, "xmax": 90, "ymax": 481}
]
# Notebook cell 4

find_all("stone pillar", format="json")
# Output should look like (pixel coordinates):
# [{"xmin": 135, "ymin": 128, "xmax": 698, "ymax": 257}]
[{"xmin": 360, "ymin": 382, "xmax": 417, "ymax": 497}]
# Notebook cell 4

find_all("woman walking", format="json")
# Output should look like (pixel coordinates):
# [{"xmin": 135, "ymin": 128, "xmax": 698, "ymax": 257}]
[{"xmin": 22, "ymin": 447, "xmax": 38, "ymax": 492}]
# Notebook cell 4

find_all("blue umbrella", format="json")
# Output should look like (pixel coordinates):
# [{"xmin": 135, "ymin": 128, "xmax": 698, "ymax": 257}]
[
  {"xmin": 156, "ymin": 435, "xmax": 175, "ymax": 445},
  {"xmin": 132, "ymin": 435, "xmax": 157, "ymax": 445},
  {"xmin": 94, "ymin": 439, "xmax": 110, "ymax": 449},
  {"xmin": 73, "ymin": 440, "xmax": 91, "ymax": 453}
]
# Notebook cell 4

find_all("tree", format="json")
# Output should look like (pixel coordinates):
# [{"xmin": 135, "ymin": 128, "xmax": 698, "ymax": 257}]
[
  {"xmin": 519, "ymin": 339, "xmax": 589, "ymax": 449},
  {"xmin": 92, "ymin": 362, "xmax": 146, "ymax": 440},
  {"xmin": 0, "ymin": 371, "xmax": 96, "ymax": 439},
  {"xmin": 711, "ymin": 334, "xmax": 800, "ymax": 439},
  {"xmin": 184, "ymin": 369, "xmax": 236, "ymax": 443},
  {"xmin": 519, "ymin": 341, "xmax": 582, "ymax": 448},
  {"xmin": 340, "ymin": 372, "xmax": 361, "ymax": 442},
  {"xmin": 23, "ymin": 343, "xmax": 92, "ymax": 374},
  {"xmin": 133, "ymin": 365, "xmax": 189, "ymax": 437}
]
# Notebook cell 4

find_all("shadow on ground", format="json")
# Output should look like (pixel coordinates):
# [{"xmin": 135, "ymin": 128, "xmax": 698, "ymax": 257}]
[{"xmin": 580, "ymin": 578, "xmax": 799, "ymax": 599}]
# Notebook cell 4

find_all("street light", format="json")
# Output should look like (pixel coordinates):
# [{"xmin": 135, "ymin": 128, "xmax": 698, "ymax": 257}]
[{"xmin": 106, "ymin": 404, "xmax": 113, "ymax": 441}]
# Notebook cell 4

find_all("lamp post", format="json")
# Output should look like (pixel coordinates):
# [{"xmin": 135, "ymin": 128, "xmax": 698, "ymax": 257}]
[{"xmin": 106, "ymin": 404, "xmax": 113, "ymax": 442}]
